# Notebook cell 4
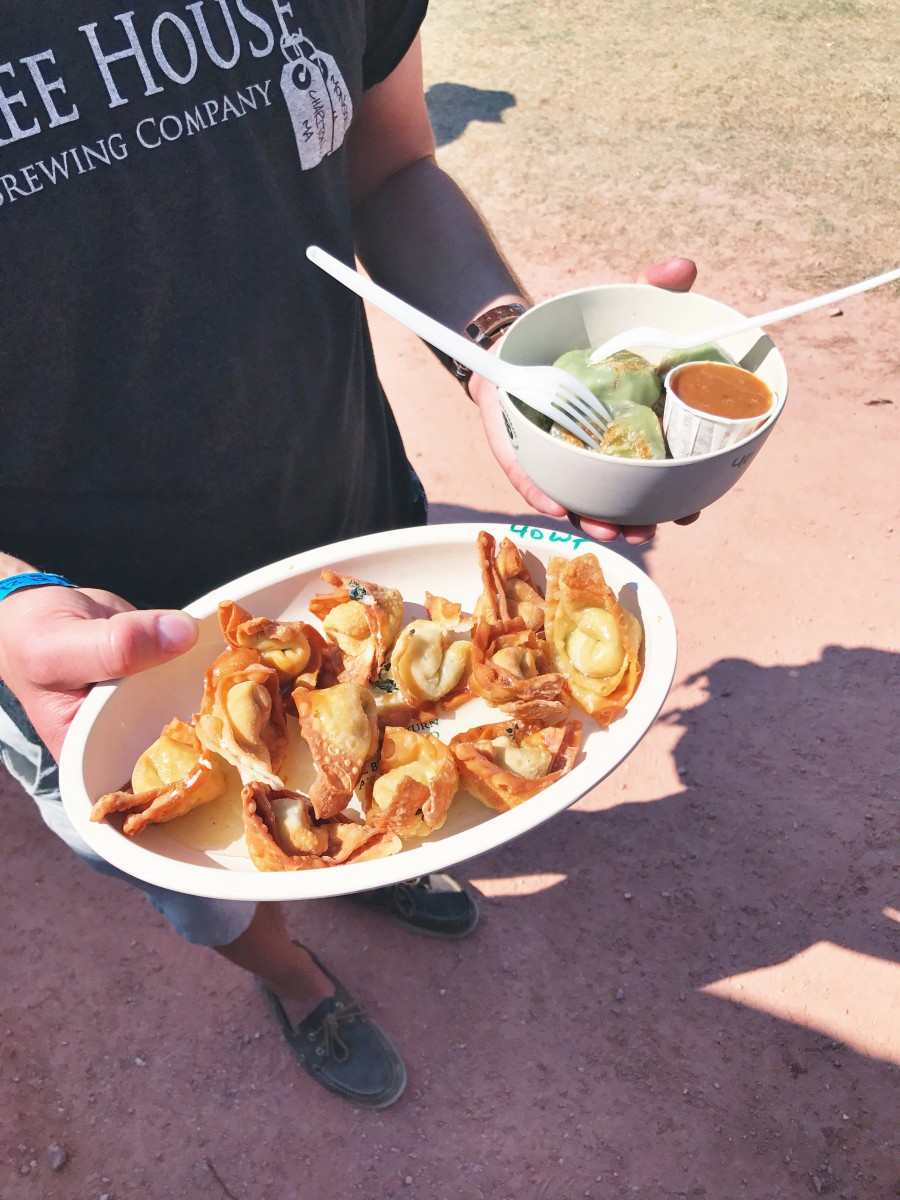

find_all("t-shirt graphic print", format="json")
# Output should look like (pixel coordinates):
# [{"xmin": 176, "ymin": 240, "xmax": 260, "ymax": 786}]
[{"xmin": 278, "ymin": 19, "xmax": 352, "ymax": 170}]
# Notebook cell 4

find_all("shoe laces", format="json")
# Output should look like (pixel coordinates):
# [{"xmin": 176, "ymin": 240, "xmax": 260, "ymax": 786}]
[{"xmin": 310, "ymin": 998, "xmax": 366, "ymax": 1063}]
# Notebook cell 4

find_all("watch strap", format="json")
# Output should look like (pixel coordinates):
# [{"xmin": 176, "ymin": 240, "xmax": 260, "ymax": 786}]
[
  {"xmin": 0, "ymin": 572, "xmax": 77, "ymax": 603},
  {"xmin": 452, "ymin": 302, "xmax": 529, "ymax": 393}
]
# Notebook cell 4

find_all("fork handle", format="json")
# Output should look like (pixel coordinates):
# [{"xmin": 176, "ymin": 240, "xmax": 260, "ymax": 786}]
[
  {"xmin": 307, "ymin": 246, "xmax": 509, "ymax": 390},
  {"xmin": 590, "ymin": 263, "xmax": 900, "ymax": 364},
  {"xmin": 691, "ymin": 265, "xmax": 900, "ymax": 344}
]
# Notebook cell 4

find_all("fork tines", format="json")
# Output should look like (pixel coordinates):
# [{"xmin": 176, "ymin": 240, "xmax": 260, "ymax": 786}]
[{"xmin": 555, "ymin": 384, "xmax": 609, "ymax": 442}]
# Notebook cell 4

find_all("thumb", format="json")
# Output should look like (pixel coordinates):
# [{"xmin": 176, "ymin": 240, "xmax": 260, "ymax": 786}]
[
  {"xmin": 36, "ymin": 608, "xmax": 199, "ymax": 689},
  {"xmin": 635, "ymin": 257, "xmax": 698, "ymax": 293}
]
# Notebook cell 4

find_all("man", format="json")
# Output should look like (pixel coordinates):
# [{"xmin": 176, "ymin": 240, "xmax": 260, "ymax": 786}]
[{"xmin": 0, "ymin": 1, "xmax": 696, "ymax": 1109}]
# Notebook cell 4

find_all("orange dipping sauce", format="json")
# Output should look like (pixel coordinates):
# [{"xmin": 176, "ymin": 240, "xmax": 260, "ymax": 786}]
[{"xmin": 670, "ymin": 362, "xmax": 773, "ymax": 420}]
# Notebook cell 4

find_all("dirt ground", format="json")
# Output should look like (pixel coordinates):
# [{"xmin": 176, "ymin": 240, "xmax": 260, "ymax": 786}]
[{"xmin": 2, "ymin": 3, "xmax": 898, "ymax": 1199}]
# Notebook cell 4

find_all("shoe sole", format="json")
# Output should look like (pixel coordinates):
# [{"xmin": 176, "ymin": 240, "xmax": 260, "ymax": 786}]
[{"xmin": 388, "ymin": 905, "xmax": 480, "ymax": 940}]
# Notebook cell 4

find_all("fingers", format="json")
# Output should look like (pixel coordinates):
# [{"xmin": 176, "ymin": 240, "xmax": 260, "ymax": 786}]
[
  {"xmin": 635, "ymin": 257, "xmax": 698, "ymax": 293},
  {"xmin": 27, "ymin": 608, "xmax": 198, "ymax": 689},
  {"xmin": 572, "ymin": 514, "xmax": 658, "ymax": 545},
  {"xmin": 476, "ymin": 386, "xmax": 568, "ymax": 518},
  {"xmin": 504, "ymin": 460, "xmax": 569, "ymax": 517},
  {"xmin": 675, "ymin": 512, "xmax": 702, "ymax": 526}
]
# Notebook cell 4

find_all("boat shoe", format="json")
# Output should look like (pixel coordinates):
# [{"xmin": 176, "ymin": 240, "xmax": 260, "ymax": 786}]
[
  {"xmin": 259, "ymin": 945, "xmax": 407, "ymax": 1110},
  {"xmin": 349, "ymin": 872, "xmax": 479, "ymax": 939}
]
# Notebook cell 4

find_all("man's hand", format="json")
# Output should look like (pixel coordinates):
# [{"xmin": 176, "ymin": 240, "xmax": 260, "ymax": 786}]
[
  {"xmin": 469, "ymin": 256, "xmax": 701, "ymax": 546},
  {"xmin": 0, "ymin": 586, "xmax": 198, "ymax": 761}
]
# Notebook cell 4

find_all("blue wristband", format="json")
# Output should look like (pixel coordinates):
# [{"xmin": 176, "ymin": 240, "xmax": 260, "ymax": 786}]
[{"xmin": 0, "ymin": 572, "xmax": 78, "ymax": 602}]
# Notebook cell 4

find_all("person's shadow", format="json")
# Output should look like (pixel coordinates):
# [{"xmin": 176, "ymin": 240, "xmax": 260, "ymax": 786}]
[
  {"xmin": 2, "ymin": 630, "xmax": 896, "ymax": 1190},
  {"xmin": 425, "ymin": 82, "xmax": 516, "ymax": 148},
  {"xmin": 469, "ymin": 645, "xmax": 898, "ymax": 977},
  {"xmin": 412, "ymin": 644, "xmax": 896, "ymax": 1189}
]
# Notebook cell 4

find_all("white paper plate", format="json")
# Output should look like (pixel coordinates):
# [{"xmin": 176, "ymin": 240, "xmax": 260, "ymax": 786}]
[{"xmin": 59, "ymin": 522, "xmax": 677, "ymax": 900}]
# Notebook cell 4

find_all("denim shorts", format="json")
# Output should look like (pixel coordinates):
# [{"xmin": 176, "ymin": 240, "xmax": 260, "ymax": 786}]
[{"xmin": 0, "ymin": 680, "xmax": 256, "ymax": 948}]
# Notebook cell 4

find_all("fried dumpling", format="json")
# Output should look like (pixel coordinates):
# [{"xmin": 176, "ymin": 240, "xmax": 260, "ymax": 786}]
[
  {"xmin": 470, "ymin": 618, "xmax": 570, "ymax": 724},
  {"xmin": 91, "ymin": 718, "xmax": 227, "ymax": 836},
  {"xmin": 473, "ymin": 532, "xmax": 545, "ymax": 632},
  {"xmin": 391, "ymin": 618, "xmax": 473, "ymax": 709},
  {"xmin": 362, "ymin": 727, "xmax": 459, "ymax": 839},
  {"xmin": 293, "ymin": 682, "xmax": 379, "ymax": 820},
  {"xmin": 307, "ymin": 570, "xmax": 404, "ymax": 684},
  {"xmin": 544, "ymin": 555, "xmax": 643, "ymax": 725},
  {"xmin": 450, "ymin": 719, "xmax": 582, "ymax": 812},
  {"xmin": 423, "ymin": 592, "xmax": 472, "ymax": 633},
  {"xmin": 369, "ymin": 660, "xmax": 436, "ymax": 731},
  {"xmin": 242, "ymin": 782, "xmax": 401, "ymax": 871},
  {"xmin": 218, "ymin": 600, "xmax": 334, "ymax": 688},
  {"xmin": 193, "ymin": 646, "xmax": 289, "ymax": 787}
]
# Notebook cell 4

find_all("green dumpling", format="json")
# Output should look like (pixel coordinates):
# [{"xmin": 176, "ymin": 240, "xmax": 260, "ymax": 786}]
[
  {"xmin": 511, "ymin": 397, "xmax": 553, "ymax": 433},
  {"xmin": 657, "ymin": 341, "xmax": 736, "ymax": 378},
  {"xmin": 550, "ymin": 397, "xmax": 666, "ymax": 460},
  {"xmin": 554, "ymin": 348, "xmax": 662, "ymax": 410},
  {"xmin": 550, "ymin": 421, "xmax": 590, "ymax": 448},
  {"xmin": 598, "ymin": 399, "xmax": 667, "ymax": 460}
]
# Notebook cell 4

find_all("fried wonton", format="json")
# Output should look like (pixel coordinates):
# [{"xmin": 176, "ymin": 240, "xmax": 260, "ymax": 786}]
[
  {"xmin": 91, "ymin": 718, "xmax": 227, "ymax": 836},
  {"xmin": 193, "ymin": 646, "xmax": 288, "ymax": 788},
  {"xmin": 469, "ymin": 618, "xmax": 570, "ymax": 724},
  {"xmin": 368, "ymin": 660, "xmax": 436, "ymax": 731},
  {"xmin": 450, "ymin": 719, "xmax": 582, "ymax": 812},
  {"xmin": 242, "ymin": 782, "xmax": 401, "ymax": 871},
  {"xmin": 218, "ymin": 600, "xmax": 334, "ymax": 689},
  {"xmin": 293, "ymin": 681, "xmax": 379, "ymax": 820},
  {"xmin": 544, "ymin": 555, "xmax": 643, "ymax": 726},
  {"xmin": 307, "ymin": 570, "xmax": 404, "ymax": 684},
  {"xmin": 362, "ymin": 727, "xmax": 459, "ymax": 839},
  {"xmin": 391, "ymin": 617, "xmax": 473, "ymax": 710},
  {"xmin": 473, "ymin": 532, "xmax": 545, "ymax": 632},
  {"xmin": 424, "ymin": 592, "xmax": 473, "ymax": 633}
]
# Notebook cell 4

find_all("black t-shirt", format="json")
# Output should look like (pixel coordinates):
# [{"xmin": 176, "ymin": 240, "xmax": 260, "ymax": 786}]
[{"xmin": 0, "ymin": 0, "xmax": 428, "ymax": 608}]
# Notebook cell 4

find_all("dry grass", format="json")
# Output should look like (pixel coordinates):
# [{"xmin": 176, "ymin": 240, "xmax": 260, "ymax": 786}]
[{"xmin": 422, "ymin": 0, "xmax": 898, "ymax": 294}]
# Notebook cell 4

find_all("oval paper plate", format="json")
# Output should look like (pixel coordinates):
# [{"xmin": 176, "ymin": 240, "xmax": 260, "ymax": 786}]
[{"xmin": 59, "ymin": 522, "xmax": 677, "ymax": 901}]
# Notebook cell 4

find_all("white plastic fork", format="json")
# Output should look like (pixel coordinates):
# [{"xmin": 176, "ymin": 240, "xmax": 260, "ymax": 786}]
[
  {"xmin": 307, "ymin": 245, "xmax": 612, "ymax": 449},
  {"xmin": 587, "ymin": 265, "xmax": 900, "ymax": 365}
]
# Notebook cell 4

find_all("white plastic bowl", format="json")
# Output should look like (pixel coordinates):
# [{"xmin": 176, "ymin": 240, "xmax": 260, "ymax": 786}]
[{"xmin": 497, "ymin": 284, "xmax": 789, "ymax": 525}]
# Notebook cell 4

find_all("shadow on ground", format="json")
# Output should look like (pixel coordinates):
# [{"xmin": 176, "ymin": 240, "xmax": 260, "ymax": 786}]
[
  {"xmin": 426, "ymin": 82, "xmax": 516, "ymax": 147},
  {"xmin": 2, "ymin": 638, "xmax": 896, "ymax": 1196}
]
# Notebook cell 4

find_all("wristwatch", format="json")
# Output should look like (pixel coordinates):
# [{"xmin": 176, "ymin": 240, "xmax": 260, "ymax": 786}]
[{"xmin": 451, "ymin": 303, "xmax": 529, "ymax": 395}]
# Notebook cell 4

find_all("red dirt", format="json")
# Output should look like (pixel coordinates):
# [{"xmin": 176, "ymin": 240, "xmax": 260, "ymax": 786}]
[{"xmin": 2, "ymin": 3, "xmax": 898, "ymax": 1197}]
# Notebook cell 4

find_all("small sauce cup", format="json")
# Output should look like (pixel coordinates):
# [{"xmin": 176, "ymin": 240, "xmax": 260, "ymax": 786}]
[{"xmin": 663, "ymin": 361, "xmax": 776, "ymax": 459}]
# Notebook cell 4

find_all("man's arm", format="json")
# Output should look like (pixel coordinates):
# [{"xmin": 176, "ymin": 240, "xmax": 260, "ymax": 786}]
[
  {"xmin": 348, "ymin": 36, "xmax": 526, "ymax": 334},
  {"xmin": 347, "ymin": 36, "xmax": 582, "ymax": 523},
  {"xmin": 346, "ymin": 36, "xmax": 698, "ymax": 543}
]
